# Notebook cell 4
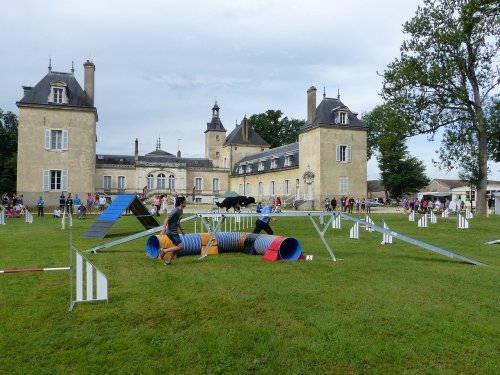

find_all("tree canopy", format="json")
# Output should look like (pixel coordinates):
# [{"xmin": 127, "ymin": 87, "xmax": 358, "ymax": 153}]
[
  {"xmin": 0, "ymin": 109, "xmax": 18, "ymax": 194},
  {"xmin": 362, "ymin": 105, "xmax": 429, "ymax": 198},
  {"xmin": 248, "ymin": 110, "xmax": 305, "ymax": 148},
  {"xmin": 380, "ymin": 0, "xmax": 500, "ymax": 214}
]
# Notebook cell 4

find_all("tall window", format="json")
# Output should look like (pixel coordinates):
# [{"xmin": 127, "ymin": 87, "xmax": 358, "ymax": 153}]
[
  {"xmin": 336, "ymin": 145, "xmax": 352, "ymax": 163},
  {"xmin": 246, "ymin": 183, "xmax": 251, "ymax": 196},
  {"xmin": 270, "ymin": 181, "xmax": 276, "ymax": 196},
  {"xmin": 212, "ymin": 178, "xmax": 220, "ymax": 192},
  {"xmin": 195, "ymin": 177, "xmax": 202, "ymax": 192},
  {"xmin": 147, "ymin": 174, "xmax": 154, "ymax": 190},
  {"xmin": 43, "ymin": 170, "xmax": 68, "ymax": 191},
  {"xmin": 339, "ymin": 111, "xmax": 348, "ymax": 124},
  {"xmin": 339, "ymin": 176, "xmax": 348, "ymax": 195},
  {"xmin": 157, "ymin": 173, "xmax": 166, "ymax": 189},
  {"xmin": 53, "ymin": 88, "xmax": 63, "ymax": 103},
  {"xmin": 168, "ymin": 175, "xmax": 175, "ymax": 191},
  {"xmin": 238, "ymin": 184, "xmax": 244, "ymax": 195},
  {"xmin": 44, "ymin": 129, "xmax": 68, "ymax": 150},
  {"xmin": 284, "ymin": 180, "xmax": 291, "ymax": 195},
  {"xmin": 103, "ymin": 176, "xmax": 112, "ymax": 193},
  {"xmin": 258, "ymin": 182, "xmax": 264, "ymax": 196},
  {"xmin": 295, "ymin": 179, "xmax": 300, "ymax": 199},
  {"xmin": 223, "ymin": 158, "xmax": 228, "ymax": 168},
  {"xmin": 118, "ymin": 176, "xmax": 126, "ymax": 193}
]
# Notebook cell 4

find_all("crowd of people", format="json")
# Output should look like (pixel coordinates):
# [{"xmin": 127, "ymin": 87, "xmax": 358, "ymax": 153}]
[
  {"xmin": 323, "ymin": 196, "xmax": 373, "ymax": 213},
  {"xmin": 1, "ymin": 193, "xmax": 27, "ymax": 218},
  {"xmin": 1, "ymin": 191, "xmax": 115, "ymax": 220}
]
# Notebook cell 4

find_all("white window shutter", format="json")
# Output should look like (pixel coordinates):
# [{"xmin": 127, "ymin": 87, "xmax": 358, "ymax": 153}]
[
  {"xmin": 347, "ymin": 146, "xmax": 352, "ymax": 162},
  {"xmin": 336, "ymin": 145, "xmax": 340, "ymax": 161},
  {"xmin": 62, "ymin": 130, "xmax": 69, "ymax": 150},
  {"xmin": 62, "ymin": 170, "xmax": 68, "ymax": 191},
  {"xmin": 44, "ymin": 129, "xmax": 51, "ymax": 150},
  {"xmin": 43, "ymin": 170, "xmax": 50, "ymax": 191}
]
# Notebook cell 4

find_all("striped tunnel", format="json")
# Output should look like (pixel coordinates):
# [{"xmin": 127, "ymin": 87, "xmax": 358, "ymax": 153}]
[{"xmin": 146, "ymin": 232, "xmax": 303, "ymax": 262}]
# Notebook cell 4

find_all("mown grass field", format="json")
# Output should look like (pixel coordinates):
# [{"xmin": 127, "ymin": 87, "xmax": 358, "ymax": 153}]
[{"xmin": 0, "ymin": 209, "xmax": 499, "ymax": 374}]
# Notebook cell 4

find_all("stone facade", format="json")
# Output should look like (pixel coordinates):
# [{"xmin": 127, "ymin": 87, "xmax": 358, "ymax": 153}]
[{"xmin": 16, "ymin": 62, "xmax": 368, "ymax": 209}]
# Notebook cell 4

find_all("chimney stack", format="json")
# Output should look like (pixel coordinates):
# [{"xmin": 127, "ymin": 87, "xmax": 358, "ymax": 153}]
[
  {"xmin": 83, "ymin": 60, "xmax": 95, "ymax": 107},
  {"xmin": 307, "ymin": 86, "xmax": 317, "ymax": 124},
  {"xmin": 134, "ymin": 138, "xmax": 139, "ymax": 162}
]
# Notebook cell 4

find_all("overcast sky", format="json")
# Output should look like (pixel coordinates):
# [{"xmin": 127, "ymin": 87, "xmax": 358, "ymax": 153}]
[{"xmin": 2, "ymin": 0, "xmax": 499, "ymax": 180}]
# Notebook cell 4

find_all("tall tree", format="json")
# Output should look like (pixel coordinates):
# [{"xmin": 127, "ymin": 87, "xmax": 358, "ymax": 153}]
[
  {"xmin": 380, "ymin": 0, "xmax": 500, "ymax": 214},
  {"xmin": 249, "ymin": 110, "xmax": 304, "ymax": 148},
  {"xmin": 362, "ymin": 105, "xmax": 429, "ymax": 198},
  {"xmin": 0, "ymin": 109, "xmax": 18, "ymax": 194}
]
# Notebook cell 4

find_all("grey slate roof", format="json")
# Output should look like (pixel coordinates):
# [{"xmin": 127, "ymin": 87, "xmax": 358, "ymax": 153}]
[
  {"xmin": 96, "ymin": 149, "xmax": 215, "ymax": 168},
  {"xmin": 17, "ymin": 70, "xmax": 93, "ymax": 107},
  {"xmin": 205, "ymin": 102, "xmax": 226, "ymax": 132},
  {"xmin": 301, "ymin": 97, "xmax": 366, "ymax": 131},
  {"xmin": 225, "ymin": 117, "xmax": 269, "ymax": 146},
  {"xmin": 232, "ymin": 142, "xmax": 299, "ymax": 175}
]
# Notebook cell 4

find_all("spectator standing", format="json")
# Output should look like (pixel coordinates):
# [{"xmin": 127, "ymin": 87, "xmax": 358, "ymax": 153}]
[
  {"xmin": 73, "ymin": 194, "xmax": 81, "ymax": 214},
  {"xmin": 59, "ymin": 193, "xmax": 66, "ymax": 211},
  {"xmin": 2, "ymin": 193, "xmax": 9, "ymax": 207},
  {"xmin": 36, "ymin": 196, "xmax": 45, "ymax": 217},
  {"xmin": 86, "ymin": 193, "xmax": 94, "ymax": 213},
  {"xmin": 161, "ymin": 195, "xmax": 169, "ymax": 214},
  {"xmin": 154, "ymin": 195, "xmax": 161, "ymax": 217},
  {"xmin": 65, "ymin": 193, "xmax": 74, "ymax": 214},
  {"xmin": 98, "ymin": 195, "xmax": 107, "ymax": 212}
]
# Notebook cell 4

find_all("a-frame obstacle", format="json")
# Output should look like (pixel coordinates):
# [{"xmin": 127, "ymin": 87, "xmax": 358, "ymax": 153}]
[{"xmin": 83, "ymin": 194, "xmax": 159, "ymax": 239}]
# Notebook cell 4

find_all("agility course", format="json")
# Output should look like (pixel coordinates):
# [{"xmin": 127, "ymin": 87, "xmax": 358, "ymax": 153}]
[{"xmin": 146, "ymin": 232, "xmax": 303, "ymax": 262}]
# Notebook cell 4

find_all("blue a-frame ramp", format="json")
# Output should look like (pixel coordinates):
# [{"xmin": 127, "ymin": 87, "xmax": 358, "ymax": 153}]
[{"xmin": 83, "ymin": 194, "xmax": 160, "ymax": 239}]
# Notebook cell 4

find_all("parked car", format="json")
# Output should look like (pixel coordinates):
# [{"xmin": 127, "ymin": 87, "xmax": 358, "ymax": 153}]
[{"xmin": 366, "ymin": 199, "xmax": 383, "ymax": 208}]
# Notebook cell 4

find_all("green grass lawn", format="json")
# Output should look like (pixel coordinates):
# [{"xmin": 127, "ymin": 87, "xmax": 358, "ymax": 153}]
[{"xmin": 1, "ymin": 211, "xmax": 499, "ymax": 374}]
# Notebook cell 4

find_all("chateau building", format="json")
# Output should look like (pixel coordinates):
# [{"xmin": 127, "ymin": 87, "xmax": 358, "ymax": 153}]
[{"xmin": 16, "ymin": 61, "xmax": 367, "ymax": 209}]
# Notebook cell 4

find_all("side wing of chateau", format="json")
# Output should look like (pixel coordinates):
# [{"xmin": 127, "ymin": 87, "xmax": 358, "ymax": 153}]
[{"xmin": 16, "ymin": 61, "xmax": 367, "ymax": 209}]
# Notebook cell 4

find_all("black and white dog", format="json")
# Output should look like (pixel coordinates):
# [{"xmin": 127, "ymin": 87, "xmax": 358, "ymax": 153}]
[{"xmin": 215, "ymin": 196, "xmax": 256, "ymax": 212}]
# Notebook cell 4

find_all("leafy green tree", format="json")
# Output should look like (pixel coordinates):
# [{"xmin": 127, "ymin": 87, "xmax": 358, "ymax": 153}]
[
  {"xmin": 362, "ymin": 105, "xmax": 429, "ymax": 198},
  {"xmin": 0, "ymin": 109, "xmax": 18, "ymax": 194},
  {"xmin": 249, "ymin": 110, "xmax": 304, "ymax": 148},
  {"xmin": 380, "ymin": 0, "xmax": 500, "ymax": 214}
]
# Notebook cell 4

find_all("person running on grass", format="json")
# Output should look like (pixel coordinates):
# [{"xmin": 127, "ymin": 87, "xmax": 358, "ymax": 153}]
[
  {"xmin": 159, "ymin": 196, "xmax": 187, "ymax": 265},
  {"xmin": 252, "ymin": 198, "xmax": 276, "ymax": 235}
]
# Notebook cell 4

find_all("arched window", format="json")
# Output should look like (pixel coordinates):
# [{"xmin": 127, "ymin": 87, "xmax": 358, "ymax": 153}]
[
  {"xmin": 147, "ymin": 174, "xmax": 154, "ymax": 190},
  {"xmin": 157, "ymin": 173, "xmax": 166, "ymax": 190},
  {"xmin": 168, "ymin": 175, "xmax": 175, "ymax": 191}
]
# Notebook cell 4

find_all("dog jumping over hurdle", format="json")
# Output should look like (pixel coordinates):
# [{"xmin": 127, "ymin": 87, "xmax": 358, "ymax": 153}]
[{"xmin": 215, "ymin": 196, "xmax": 256, "ymax": 212}]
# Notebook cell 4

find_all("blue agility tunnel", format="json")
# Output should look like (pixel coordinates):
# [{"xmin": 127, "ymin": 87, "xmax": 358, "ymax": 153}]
[{"xmin": 146, "ymin": 232, "xmax": 303, "ymax": 261}]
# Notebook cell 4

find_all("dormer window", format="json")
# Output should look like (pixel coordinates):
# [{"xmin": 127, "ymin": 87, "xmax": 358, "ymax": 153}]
[
  {"xmin": 48, "ymin": 81, "xmax": 68, "ymax": 104},
  {"xmin": 336, "ymin": 111, "xmax": 348, "ymax": 125},
  {"xmin": 53, "ymin": 88, "xmax": 63, "ymax": 103},
  {"xmin": 271, "ymin": 158, "xmax": 278, "ymax": 169},
  {"xmin": 258, "ymin": 161, "xmax": 264, "ymax": 171},
  {"xmin": 284, "ymin": 155, "xmax": 293, "ymax": 167},
  {"xmin": 247, "ymin": 164, "xmax": 252, "ymax": 173}
]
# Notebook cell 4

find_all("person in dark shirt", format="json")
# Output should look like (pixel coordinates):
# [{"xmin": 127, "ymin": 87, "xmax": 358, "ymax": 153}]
[{"xmin": 159, "ymin": 196, "xmax": 187, "ymax": 266}]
